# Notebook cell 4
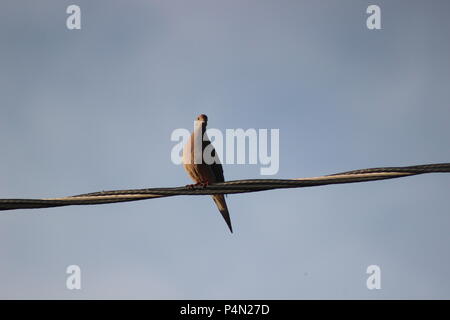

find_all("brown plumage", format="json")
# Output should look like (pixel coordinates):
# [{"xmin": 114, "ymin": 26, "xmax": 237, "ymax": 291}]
[{"xmin": 182, "ymin": 114, "xmax": 233, "ymax": 233}]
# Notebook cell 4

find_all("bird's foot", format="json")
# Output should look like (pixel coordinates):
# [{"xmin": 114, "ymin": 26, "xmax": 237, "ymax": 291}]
[
  {"xmin": 200, "ymin": 180, "xmax": 210, "ymax": 188},
  {"xmin": 186, "ymin": 182, "xmax": 206, "ymax": 189}
]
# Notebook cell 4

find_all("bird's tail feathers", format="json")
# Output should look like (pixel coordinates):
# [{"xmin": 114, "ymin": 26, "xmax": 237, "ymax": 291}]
[{"xmin": 212, "ymin": 195, "xmax": 233, "ymax": 233}]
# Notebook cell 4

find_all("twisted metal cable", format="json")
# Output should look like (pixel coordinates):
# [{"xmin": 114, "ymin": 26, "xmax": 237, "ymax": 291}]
[{"xmin": 1, "ymin": 163, "xmax": 449, "ymax": 211}]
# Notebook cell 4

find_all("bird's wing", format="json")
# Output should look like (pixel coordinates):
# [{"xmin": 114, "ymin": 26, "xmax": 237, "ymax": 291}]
[
  {"xmin": 203, "ymin": 139, "xmax": 225, "ymax": 183},
  {"xmin": 211, "ymin": 157, "xmax": 225, "ymax": 183}
]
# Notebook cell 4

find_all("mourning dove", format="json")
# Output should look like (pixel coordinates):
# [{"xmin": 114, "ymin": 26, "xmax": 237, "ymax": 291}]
[{"xmin": 182, "ymin": 114, "xmax": 233, "ymax": 233}]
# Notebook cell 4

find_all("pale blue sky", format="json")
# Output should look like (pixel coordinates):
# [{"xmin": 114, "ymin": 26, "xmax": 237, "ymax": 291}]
[{"xmin": 1, "ymin": 0, "xmax": 450, "ymax": 299}]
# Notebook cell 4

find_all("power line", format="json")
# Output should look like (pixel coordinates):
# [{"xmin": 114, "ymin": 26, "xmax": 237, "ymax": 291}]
[{"xmin": 1, "ymin": 163, "xmax": 449, "ymax": 211}]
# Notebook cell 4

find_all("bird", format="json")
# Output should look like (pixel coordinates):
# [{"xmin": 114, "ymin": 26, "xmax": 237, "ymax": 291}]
[{"xmin": 182, "ymin": 114, "xmax": 233, "ymax": 233}]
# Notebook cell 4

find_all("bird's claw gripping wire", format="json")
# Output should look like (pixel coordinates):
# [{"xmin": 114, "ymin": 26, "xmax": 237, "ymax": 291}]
[{"xmin": 186, "ymin": 180, "xmax": 210, "ymax": 189}]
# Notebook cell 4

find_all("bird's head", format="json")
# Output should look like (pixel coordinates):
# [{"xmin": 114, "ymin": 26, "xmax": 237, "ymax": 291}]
[{"xmin": 196, "ymin": 114, "xmax": 208, "ymax": 126}]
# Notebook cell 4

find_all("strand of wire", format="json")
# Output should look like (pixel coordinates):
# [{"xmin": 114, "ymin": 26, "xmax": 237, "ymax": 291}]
[{"xmin": 1, "ymin": 163, "xmax": 449, "ymax": 211}]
